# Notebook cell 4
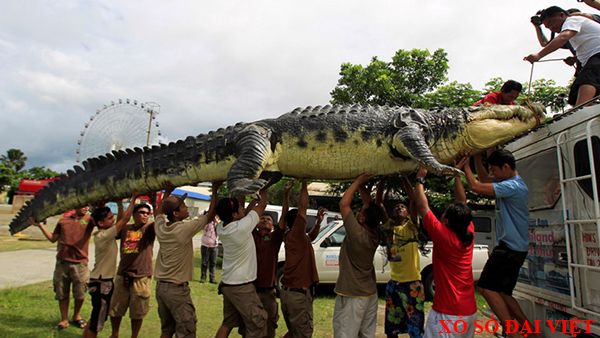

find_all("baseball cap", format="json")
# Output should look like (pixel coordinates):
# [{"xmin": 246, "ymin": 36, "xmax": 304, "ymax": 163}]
[{"xmin": 162, "ymin": 193, "xmax": 187, "ymax": 215}]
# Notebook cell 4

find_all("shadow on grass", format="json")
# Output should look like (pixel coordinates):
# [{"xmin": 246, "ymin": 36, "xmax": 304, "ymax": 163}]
[{"xmin": 0, "ymin": 312, "xmax": 84, "ymax": 338}]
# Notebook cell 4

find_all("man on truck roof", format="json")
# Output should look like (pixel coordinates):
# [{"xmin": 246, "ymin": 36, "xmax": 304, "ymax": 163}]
[{"xmin": 524, "ymin": 5, "xmax": 600, "ymax": 106}]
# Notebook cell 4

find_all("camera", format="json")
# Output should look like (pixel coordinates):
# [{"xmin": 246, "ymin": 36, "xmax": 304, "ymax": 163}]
[{"xmin": 531, "ymin": 15, "xmax": 542, "ymax": 25}]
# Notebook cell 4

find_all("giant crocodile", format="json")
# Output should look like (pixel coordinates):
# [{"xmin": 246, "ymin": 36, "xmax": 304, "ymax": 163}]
[{"xmin": 10, "ymin": 103, "xmax": 544, "ymax": 234}]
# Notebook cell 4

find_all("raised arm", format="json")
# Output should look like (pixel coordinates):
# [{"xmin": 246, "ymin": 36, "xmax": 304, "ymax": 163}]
[
  {"xmin": 308, "ymin": 207, "xmax": 326, "ymax": 240},
  {"xmin": 205, "ymin": 181, "xmax": 223, "ymax": 223},
  {"xmin": 154, "ymin": 184, "xmax": 174, "ymax": 216},
  {"xmin": 454, "ymin": 158, "xmax": 468, "ymax": 204},
  {"xmin": 252, "ymin": 188, "xmax": 269, "ymax": 216},
  {"xmin": 244, "ymin": 198, "xmax": 258, "ymax": 216},
  {"xmin": 116, "ymin": 199, "xmax": 124, "ymax": 222},
  {"xmin": 375, "ymin": 180, "xmax": 389, "ymax": 222},
  {"xmin": 459, "ymin": 156, "xmax": 495, "ymax": 197},
  {"xmin": 279, "ymin": 180, "xmax": 294, "ymax": 230},
  {"xmin": 413, "ymin": 166, "xmax": 430, "ymax": 218},
  {"xmin": 401, "ymin": 176, "xmax": 418, "ymax": 220},
  {"xmin": 339, "ymin": 173, "xmax": 372, "ymax": 218},
  {"xmin": 584, "ymin": 0, "xmax": 600, "ymax": 11},
  {"xmin": 474, "ymin": 154, "xmax": 492, "ymax": 183},
  {"xmin": 114, "ymin": 193, "xmax": 140, "ymax": 233},
  {"xmin": 28, "ymin": 216, "xmax": 58, "ymax": 242},
  {"xmin": 532, "ymin": 20, "xmax": 550, "ymax": 47},
  {"xmin": 297, "ymin": 181, "xmax": 308, "ymax": 216}
]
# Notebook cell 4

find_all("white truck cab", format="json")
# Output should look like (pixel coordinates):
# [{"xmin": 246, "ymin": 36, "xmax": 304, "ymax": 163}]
[{"xmin": 277, "ymin": 219, "xmax": 489, "ymax": 300}]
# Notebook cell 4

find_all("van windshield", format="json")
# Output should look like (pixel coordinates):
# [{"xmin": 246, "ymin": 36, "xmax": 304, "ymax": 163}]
[{"xmin": 313, "ymin": 221, "xmax": 340, "ymax": 243}]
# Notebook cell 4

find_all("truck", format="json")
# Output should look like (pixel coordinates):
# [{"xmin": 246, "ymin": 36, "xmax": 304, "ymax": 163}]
[
  {"xmin": 498, "ymin": 101, "xmax": 600, "ymax": 337},
  {"xmin": 277, "ymin": 219, "xmax": 490, "ymax": 300}
]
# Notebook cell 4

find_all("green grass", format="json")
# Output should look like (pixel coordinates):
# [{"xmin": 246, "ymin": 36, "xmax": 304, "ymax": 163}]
[
  {"xmin": 0, "ymin": 250, "xmax": 490, "ymax": 338},
  {"xmin": 0, "ymin": 235, "xmax": 54, "ymax": 252},
  {"xmin": 0, "ymin": 256, "xmax": 342, "ymax": 338}
]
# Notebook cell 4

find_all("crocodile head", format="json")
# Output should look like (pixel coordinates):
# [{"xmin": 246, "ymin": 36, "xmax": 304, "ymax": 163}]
[
  {"xmin": 463, "ymin": 103, "xmax": 545, "ymax": 151},
  {"xmin": 389, "ymin": 103, "xmax": 546, "ymax": 176}
]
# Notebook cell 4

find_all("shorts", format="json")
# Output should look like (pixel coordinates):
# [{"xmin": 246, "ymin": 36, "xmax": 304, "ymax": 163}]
[
  {"xmin": 221, "ymin": 282, "xmax": 267, "ymax": 337},
  {"xmin": 384, "ymin": 280, "xmax": 425, "ymax": 338},
  {"xmin": 333, "ymin": 293, "xmax": 378, "ymax": 338},
  {"xmin": 239, "ymin": 288, "xmax": 279, "ymax": 338},
  {"xmin": 156, "ymin": 281, "xmax": 196, "ymax": 338},
  {"xmin": 87, "ymin": 279, "xmax": 114, "ymax": 333},
  {"xmin": 109, "ymin": 275, "xmax": 152, "ymax": 319},
  {"xmin": 257, "ymin": 289, "xmax": 279, "ymax": 338},
  {"xmin": 53, "ymin": 260, "xmax": 89, "ymax": 301},
  {"xmin": 568, "ymin": 53, "xmax": 600, "ymax": 105},
  {"xmin": 280, "ymin": 287, "xmax": 313, "ymax": 338},
  {"xmin": 477, "ymin": 242, "xmax": 527, "ymax": 296},
  {"xmin": 423, "ymin": 309, "xmax": 477, "ymax": 338}
]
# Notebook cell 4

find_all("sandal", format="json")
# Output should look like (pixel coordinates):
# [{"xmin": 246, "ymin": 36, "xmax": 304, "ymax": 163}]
[
  {"xmin": 70, "ymin": 319, "xmax": 87, "ymax": 329},
  {"xmin": 55, "ymin": 322, "xmax": 69, "ymax": 330}
]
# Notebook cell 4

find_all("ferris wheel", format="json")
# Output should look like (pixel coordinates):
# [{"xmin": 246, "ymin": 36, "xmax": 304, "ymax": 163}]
[{"xmin": 76, "ymin": 98, "xmax": 164, "ymax": 163}]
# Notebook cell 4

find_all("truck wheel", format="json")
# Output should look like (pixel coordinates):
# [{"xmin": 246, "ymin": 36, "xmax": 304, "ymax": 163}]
[{"xmin": 422, "ymin": 267, "xmax": 435, "ymax": 301}]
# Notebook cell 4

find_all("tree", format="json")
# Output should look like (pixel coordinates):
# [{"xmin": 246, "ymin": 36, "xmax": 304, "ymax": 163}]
[
  {"xmin": 525, "ymin": 79, "xmax": 569, "ymax": 114},
  {"xmin": 330, "ymin": 49, "xmax": 449, "ymax": 106},
  {"xmin": 414, "ymin": 81, "xmax": 482, "ymax": 109},
  {"xmin": 1, "ymin": 148, "xmax": 27, "ymax": 172}
]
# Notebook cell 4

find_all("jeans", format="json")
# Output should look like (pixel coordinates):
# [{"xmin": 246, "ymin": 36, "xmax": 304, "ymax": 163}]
[{"xmin": 200, "ymin": 245, "xmax": 217, "ymax": 282}]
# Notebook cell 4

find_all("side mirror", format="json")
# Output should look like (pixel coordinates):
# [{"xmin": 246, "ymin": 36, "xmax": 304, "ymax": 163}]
[{"xmin": 321, "ymin": 237, "xmax": 331, "ymax": 248}]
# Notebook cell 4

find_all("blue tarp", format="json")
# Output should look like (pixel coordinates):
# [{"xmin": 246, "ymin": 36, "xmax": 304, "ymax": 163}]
[{"xmin": 171, "ymin": 188, "xmax": 211, "ymax": 201}]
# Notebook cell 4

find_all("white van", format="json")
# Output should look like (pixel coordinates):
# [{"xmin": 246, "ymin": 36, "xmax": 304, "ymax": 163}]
[{"xmin": 262, "ymin": 204, "xmax": 342, "ymax": 232}]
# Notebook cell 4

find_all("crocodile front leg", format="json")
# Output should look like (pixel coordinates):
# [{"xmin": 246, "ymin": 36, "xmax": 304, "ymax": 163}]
[
  {"xmin": 227, "ymin": 124, "xmax": 273, "ymax": 196},
  {"xmin": 395, "ymin": 124, "xmax": 462, "ymax": 177}
]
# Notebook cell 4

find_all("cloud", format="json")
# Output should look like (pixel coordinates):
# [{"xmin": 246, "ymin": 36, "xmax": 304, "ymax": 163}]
[{"xmin": 0, "ymin": 0, "xmax": 582, "ymax": 173}]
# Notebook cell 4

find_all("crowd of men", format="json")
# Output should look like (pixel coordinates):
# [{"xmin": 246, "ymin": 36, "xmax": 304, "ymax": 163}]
[
  {"xmin": 30, "ymin": 145, "xmax": 533, "ymax": 338},
  {"xmin": 25, "ymin": 2, "xmax": 600, "ymax": 337}
]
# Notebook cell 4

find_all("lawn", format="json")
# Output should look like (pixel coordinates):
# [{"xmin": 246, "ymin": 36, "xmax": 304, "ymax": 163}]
[
  {"xmin": 0, "ymin": 235, "xmax": 54, "ymax": 252},
  {"xmin": 0, "ymin": 250, "xmax": 490, "ymax": 338},
  {"xmin": 0, "ymin": 253, "xmax": 344, "ymax": 338}
]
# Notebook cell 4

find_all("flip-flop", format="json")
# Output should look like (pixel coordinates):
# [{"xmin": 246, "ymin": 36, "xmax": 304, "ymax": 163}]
[
  {"xmin": 55, "ymin": 322, "xmax": 69, "ymax": 330},
  {"xmin": 70, "ymin": 319, "xmax": 87, "ymax": 329}
]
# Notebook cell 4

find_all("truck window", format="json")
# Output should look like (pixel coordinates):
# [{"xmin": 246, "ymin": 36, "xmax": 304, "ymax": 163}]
[
  {"xmin": 328, "ymin": 227, "xmax": 346, "ymax": 247},
  {"xmin": 516, "ymin": 148, "xmax": 561, "ymax": 210},
  {"xmin": 473, "ymin": 217, "xmax": 492, "ymax": 233},
  {"xmin": 574, "ymin": 136, "xmax": 600, "ymax": 200}
]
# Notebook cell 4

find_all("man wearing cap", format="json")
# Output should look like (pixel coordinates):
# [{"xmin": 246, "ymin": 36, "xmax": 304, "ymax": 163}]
[
  {"xmin": 109, "ymin": 202, "xmax": 156, "ymax": 338},
  {"xmin": 525, "ymin": 5, "xmax": 600, "ymax": 105},
  {"xmin": 214, "ymin": 189, "xmax": 269, "ymax": 338},
  {"xmin": 154, "ymin": 182, "xmax": 221, "ymax": 338}
]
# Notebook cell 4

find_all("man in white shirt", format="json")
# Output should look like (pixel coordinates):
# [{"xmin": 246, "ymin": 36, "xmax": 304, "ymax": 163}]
[
  {"xmin": 214, "ymin": 189, "xmax": 269, "ymax": 338},
  {"xmin": 525, "ymin": 6, "xmax": 600, "ymax": 105}
]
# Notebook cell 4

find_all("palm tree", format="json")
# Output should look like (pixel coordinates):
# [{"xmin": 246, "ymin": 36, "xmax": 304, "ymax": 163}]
[{"xmin": 1, "ymin": 148, "xmax": 27, "ymax": 172}]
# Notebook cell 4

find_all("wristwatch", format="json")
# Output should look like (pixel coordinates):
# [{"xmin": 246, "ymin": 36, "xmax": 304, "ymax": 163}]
[{"xmin": 415, "ymin": 177, "xmax": 426, "ymax": 185}]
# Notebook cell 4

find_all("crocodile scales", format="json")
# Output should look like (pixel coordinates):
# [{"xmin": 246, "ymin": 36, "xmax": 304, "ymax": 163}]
[{"xmin": 9, "ymin": 103, "xmax": 544, "ymax": 234}]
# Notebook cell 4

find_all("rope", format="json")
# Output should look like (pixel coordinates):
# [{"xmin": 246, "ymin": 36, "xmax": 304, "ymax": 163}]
[{"xmin": 527, "ymin": 57, "xmax": 567, "ymax": 96}]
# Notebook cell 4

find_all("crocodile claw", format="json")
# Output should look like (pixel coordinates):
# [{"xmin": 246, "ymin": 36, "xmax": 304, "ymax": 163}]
[{"xmin": 228, "ymin": 178, "xmax": 269, "ymax": 197}]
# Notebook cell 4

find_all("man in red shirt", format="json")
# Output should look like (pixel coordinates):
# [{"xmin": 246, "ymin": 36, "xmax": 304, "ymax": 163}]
[
  {"xmin": 472, "ymin": 80, "xmax": 523, "ymax": 106},
  {"xmin": 413, "ymin": 165, "xmax": 477, "ymax": 338},
  {"xmin": 34, "ymin": 207, "xmax": 94, "ymax": 330}
]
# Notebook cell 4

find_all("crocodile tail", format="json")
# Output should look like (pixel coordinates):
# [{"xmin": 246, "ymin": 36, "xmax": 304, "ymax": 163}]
[{"xmin": 9, "ymin": 132, "xmax": 235, "ymax": 234}]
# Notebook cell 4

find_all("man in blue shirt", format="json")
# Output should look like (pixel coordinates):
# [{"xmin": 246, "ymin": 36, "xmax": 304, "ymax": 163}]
[{"xmin": 459, "ymin": 149, "xmax": 533, "ymax": 338}]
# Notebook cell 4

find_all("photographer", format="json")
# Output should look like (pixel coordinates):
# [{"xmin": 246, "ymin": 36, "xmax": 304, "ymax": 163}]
[
  {"xmin": 531, "ymin": 10, "xmax": 579, "ymax": 71},
  {"xmin": 525, "ymin": 6, "xmax": 600, "ymax": 106}
]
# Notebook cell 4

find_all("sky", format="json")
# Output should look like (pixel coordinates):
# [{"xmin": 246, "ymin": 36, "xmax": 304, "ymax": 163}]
[{"xmin": 0, "ymin": 0, "xmax": 584, "ymax": 173}]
